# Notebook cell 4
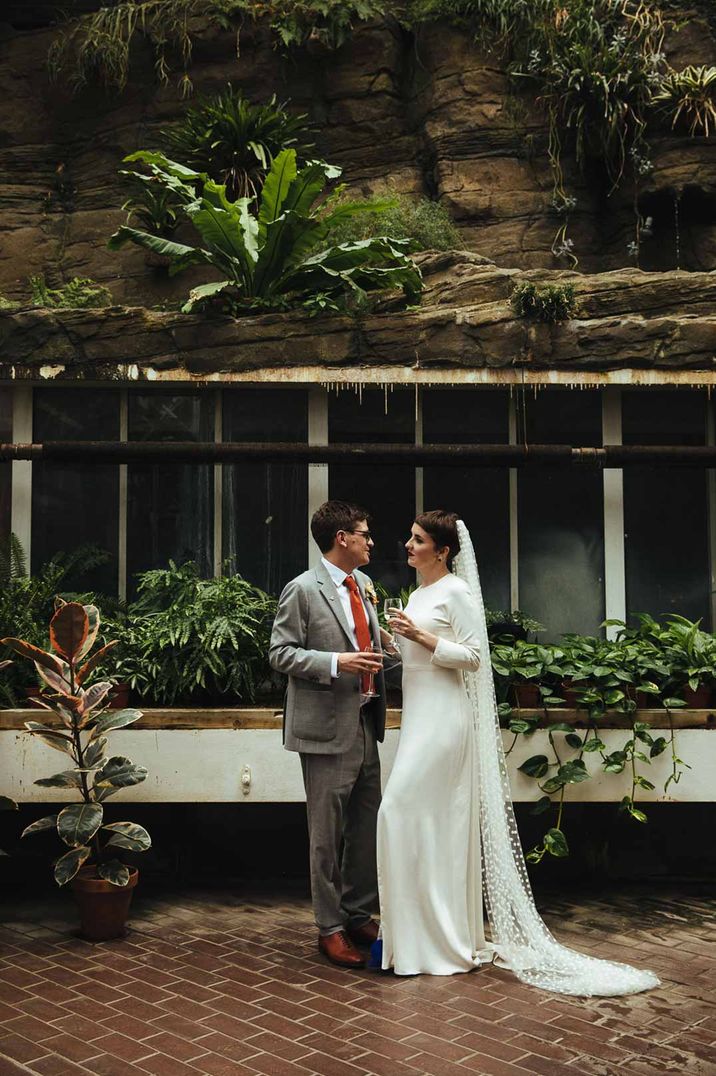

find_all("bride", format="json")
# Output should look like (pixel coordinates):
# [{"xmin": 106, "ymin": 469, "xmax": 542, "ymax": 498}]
[{"xmin": 377, "ymin": 509, "xmax": 659, "ymax": 995}]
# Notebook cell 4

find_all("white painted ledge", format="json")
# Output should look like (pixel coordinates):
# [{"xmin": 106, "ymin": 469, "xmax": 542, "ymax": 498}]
[{"xmin": 1, "ymin": 728, "xmax": 713, "ymax": 804}]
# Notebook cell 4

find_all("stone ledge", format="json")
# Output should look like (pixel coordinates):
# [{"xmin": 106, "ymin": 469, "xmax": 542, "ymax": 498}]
[{"xmin": 1, "ymin": 255, "xmax": 715, "ymax": 383}]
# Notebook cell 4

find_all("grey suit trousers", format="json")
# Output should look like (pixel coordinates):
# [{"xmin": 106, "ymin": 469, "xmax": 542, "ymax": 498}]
[{"xmin": 300, "ymin": 709, "xmax": 381, "ymax": 935}]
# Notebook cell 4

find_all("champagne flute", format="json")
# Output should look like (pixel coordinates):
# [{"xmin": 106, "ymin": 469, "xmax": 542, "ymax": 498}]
[
  {"xmin": 363, "ymin": 643, "xmax": 381, "ymax": 699},
  {"xmin": 383, "ymin": 597, "xmax": 404, "ymax": 621}
]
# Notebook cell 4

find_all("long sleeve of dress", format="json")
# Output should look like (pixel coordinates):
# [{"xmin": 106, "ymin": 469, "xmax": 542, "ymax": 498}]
[{"xmin": 430, "ymin": 583, "xmax": 481, "ymax": 671}]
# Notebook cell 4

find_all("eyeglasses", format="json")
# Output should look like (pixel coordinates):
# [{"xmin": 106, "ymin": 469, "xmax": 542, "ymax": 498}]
[{"xmin": 342, "ymin": 529, "xmax": 373, "ymax": 541}]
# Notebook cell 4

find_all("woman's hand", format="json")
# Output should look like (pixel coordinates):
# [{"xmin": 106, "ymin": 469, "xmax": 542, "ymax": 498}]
[
  {"xmin": 389, "ymin": 612, "xmax": 439, "ymax": 653},
  {"xmin": 388, "ymin": 611, "xmax": 420, "ymax": 640}
]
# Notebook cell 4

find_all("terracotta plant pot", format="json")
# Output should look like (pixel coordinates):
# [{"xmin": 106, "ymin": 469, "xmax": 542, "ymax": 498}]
[
  {"xmin": 561, "ymin": 681, "xmax": 581, "ymax": 708},
  {"xmin": 488, "ymin": 621, "xmax": 528, "ymax": 643},
  {"xmin": 71, "ymin": 867, "xmax": 138, "ymax": 941},
  {"xmin": 109, "ymin": 682, "xmax": 130, "ymax": 709},
  {"xmin": 514, "ymin": 683, "xmax": 541, "ymax": 708},
  {"xmin": 680, "ymin": 685, "xmax": 713, "ymax": 708}
]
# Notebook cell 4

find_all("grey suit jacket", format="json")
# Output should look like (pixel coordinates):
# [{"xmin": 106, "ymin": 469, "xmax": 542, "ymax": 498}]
[{"xmin": 269, "ymin": 561, "xmax": 388, "ymax": 754}]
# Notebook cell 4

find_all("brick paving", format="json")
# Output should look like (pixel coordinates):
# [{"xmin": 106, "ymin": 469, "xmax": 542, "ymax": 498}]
[{"xmin": 0, "ymin": 884, "xmax": 713, "ymax": 1076}]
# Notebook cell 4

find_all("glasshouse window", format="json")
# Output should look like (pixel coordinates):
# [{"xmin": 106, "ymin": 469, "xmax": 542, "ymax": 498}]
[
  {"xmin": 127, "ymin": 391, "xmax": 213, "ymax": 592},
  {"xmin": 518, "ymin": 390, "xmax": 605, "ymax": 638},
  {"xmin": 623, "ymin": 389, "xmax": 709, "ymax": 626},
  {"xmin": 0, "ymin": 388, "xmax": 10, "ymax": 546},
  {"xmin": 32, "ymin": 389, "xmax": 119, "ymax": 593},
  {"xmin": 223, "ymin": 388, "xmax": 308, "ymax": 596},
  {"xmin": 423, "ymin": 387, "xmax": 510, "ymax": 612},
  {"xmin": 329, "ymin": 388, "xmax": 414, "ymax": 593}
]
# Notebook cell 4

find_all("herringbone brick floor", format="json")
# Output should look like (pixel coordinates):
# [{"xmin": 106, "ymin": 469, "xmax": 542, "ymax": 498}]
[{"xmin": 0, "ymin": 884, "xmax": 713, "ymax": 1076}]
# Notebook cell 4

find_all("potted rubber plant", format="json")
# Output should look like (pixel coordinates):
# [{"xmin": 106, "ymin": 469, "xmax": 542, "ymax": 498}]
[{"xmin": 1, "ymin": 600, "xmax": 151, "ymax": 941}]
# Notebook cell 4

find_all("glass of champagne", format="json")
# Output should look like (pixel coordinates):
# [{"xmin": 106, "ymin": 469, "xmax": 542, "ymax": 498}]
[
  {"xmin": 363, "ymin": 643, "xmax": 381, "ymax": 699},
  {"xmin": 383, "ymin": 597, "xmax": 403, "ymax": 622}
]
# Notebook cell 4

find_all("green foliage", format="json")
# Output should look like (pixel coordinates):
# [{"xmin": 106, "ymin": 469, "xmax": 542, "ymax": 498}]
[
  {"xmin": 1, "ymin": 600, "xmax": 149, "ymax": 887},
  {"xmin": 106, "ymin": 561, "xmax": 278, "ymax": 706},
  {"xmin": 266, "ymin": 0, "xmax": 388, "ymax": 48},
  {"xmin": 493, "ymin": 615, "xmax": 709, "ymax": 865},
  {"xmin": 0, "ymin": 536, "xmax": 111, "ymax": 707},
  {"xmin": 108, "ymin": 149, "xmax": 422, "ymax": 315},
  {"xmin": 48, "ymin": 0, "xmax": 246, "ymax": 97},
  {"xmin": 160, "ymin": 87, "xmax": 312, "ymax": 201},
  {"xmin": 120, "ymin": 173, "xmax": 182, "ymax": 238},
  {"xmin": 325, "ymin": 193, "xmax": 461, "ymax": 252},
  {"xmin": 29, "ymin": 275, "xmax": 113, "ymax": 310},
  {"xmin": 654, "ymin": 64, "xmax": 716, "ymax": 137},
  {"xmin": 485, "ymin": 608, "xmax": 545, "ymax": 637},
  {"xmin": 511, "ymin": 281, "xmax": 577, "ymax": 322},
  {"xmin": 0, "ymin": 295, "xmax": 19, "ymax": 311},
  {"xmin": 48, "ymin": 0, "xmax": 386, "ymax": 96}
]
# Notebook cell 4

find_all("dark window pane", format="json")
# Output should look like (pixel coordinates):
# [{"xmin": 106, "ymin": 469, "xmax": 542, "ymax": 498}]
[
  {"xmin": 127, "ymin": 392, "xmax": 213, "ymax": 592},
  {"xmin": 223, "ymin": 389, "xmax": 308, "ymax": 595},
  {"xmin": 0, "ymin": 388, "xmax": 10, "ymax": 547},
  {"xmin": 32, "ymin": 389, "xmax": 119, "ymax": 593},
  {"xmin": 423, "ymin": 388, "xmax": 510, "ymax": 612},
  {"xmin": 518, "ymin": 391, "xmax": 605, "ymax": 638},
  {"xmin": 329, "ymin": 389, "xmax": 414, "ymax": 592},
  {"xmin": 623, "ymin": 390, "xmax": 708, "ymax": 625}
]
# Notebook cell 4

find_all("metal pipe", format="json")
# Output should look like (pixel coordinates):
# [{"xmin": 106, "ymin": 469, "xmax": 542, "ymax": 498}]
[{"xmin": 2, "ymin": 441, "xmax": 716, "ymax": 467}]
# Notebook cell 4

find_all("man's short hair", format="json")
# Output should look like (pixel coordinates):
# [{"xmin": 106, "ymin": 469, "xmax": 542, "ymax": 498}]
[{"xmin": 310, "ymin": 500, "xmax": 372, "ymax": 553}]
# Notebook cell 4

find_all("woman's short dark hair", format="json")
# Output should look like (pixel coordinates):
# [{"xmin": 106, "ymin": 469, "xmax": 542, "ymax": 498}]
[
  {"xmin": 311, "ymin": 500, "xmax": 371, "ymax": 553},
  {"xmin": 415, "ymin": 509, "xmax": 460, "ymax": 565}
]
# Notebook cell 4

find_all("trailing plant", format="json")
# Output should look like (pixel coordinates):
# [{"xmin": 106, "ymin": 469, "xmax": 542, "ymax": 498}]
[
  {"xmin": 108, "ymin": 149, "xmax": 422, "ymax": 315},
  {"xmin": 511, "ymin": 281, "xmax": 577, "ymax": 322},
  {"xmin": 106, "ymin": 561, "xmax": 278, "ymax": 705},
  {"xmin": 1, "ymin": 600, "xmax": 150, "ymax": 887},
  {"xmin": 654, "ymin": 64, "xmax": 716, "ymax": 138},
  {"xmin": 491, "ymin": 621, "xmax": 700, "ymax": 865},
  {"xmin": 160, "ymin": 87, "xmax": 312, "ymax": 201},
  {"xmin": 324, "ymin": 193, "xmax": 461, "ymax": 252},
  {"xmin": 265, "ymin": 0, "xmax": 388, "ymax": 48},
  {"xmin": 48, "ymin": 0, "xmax": 386, "ymax": 96},
  {"xmin": 29, "ymin": 275, "xmax": 112, "ymax": 310},
  {"xmin": 48, "ymin": 0, "xmax": 246, "ymax": 97}
]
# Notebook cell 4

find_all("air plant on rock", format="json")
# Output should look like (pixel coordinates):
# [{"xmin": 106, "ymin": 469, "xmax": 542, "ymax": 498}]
[{"xmin": 1, "ymin": 600, "xmax": 150, "ymax": 887}]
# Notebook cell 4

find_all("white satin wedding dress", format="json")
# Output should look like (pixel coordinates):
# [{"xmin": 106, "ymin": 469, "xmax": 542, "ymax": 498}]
[
  {"xmin": 376, "ymin": 521, "xmax": 660, "ymax": 995},
  {"xmin": 377, "ymin": 575, "xmax": 489, "ymax": 975}
]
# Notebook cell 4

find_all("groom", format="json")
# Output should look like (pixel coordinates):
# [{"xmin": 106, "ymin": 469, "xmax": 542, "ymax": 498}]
[{"xmin": 269, "ymin": 500, "xmax": 390, "ymax": 968}]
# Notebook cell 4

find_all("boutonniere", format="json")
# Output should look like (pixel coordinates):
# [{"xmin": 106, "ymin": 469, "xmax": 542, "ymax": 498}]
[{"xmin": 364, "ymin": 581, "xmax": 379, "ymax": 607}]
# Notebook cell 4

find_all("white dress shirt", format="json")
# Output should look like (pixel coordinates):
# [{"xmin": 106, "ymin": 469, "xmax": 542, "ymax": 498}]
[{"xmin": 321, "ymin": 556, "xmax": 371, "ymax": 678}]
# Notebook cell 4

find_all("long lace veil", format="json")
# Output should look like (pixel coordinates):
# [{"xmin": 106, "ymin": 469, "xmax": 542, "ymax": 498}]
[{"xmin": 453, "ymin": 519, "xmax": 659, "ymax": 996}]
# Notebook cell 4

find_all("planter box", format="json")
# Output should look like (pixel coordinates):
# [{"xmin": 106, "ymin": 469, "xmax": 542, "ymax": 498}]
[{"xmin": 1, "ymin": 707, "xmax": 714, "ymax": 805}]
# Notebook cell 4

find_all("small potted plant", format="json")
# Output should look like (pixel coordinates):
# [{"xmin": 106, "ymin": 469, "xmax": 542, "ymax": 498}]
[
  {"xmin": 486, "ymin": 609, "xmax": 544, "ymax": 645},
  {"xmin": 1, "ymin": 600, "xmax": 151, "ymax": 941}
]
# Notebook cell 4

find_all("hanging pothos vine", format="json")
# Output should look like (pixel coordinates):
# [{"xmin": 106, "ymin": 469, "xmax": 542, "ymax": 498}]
[{"xmin": 492, "ymin": 615, "xmax": 703, "ymax": 865}]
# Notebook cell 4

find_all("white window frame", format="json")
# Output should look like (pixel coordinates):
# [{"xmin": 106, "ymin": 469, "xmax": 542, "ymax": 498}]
[{"xmin": 5, "ymin": 382, "xmax": 715, "ymax": 633}]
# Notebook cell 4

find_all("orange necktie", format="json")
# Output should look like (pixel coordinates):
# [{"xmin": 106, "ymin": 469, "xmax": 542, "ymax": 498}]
[{"xmin": 344, "ymin": 575, "xmax": 372, "ymax": 693}]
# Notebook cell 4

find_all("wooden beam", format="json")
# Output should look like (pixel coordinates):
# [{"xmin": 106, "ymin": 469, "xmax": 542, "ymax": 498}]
[
  {"xmin": 1, "ymin": 707, "xmax": 714, "ymax": 731},
  {"xmin": 3, "ymin": 441, "xmax": 716, "ymax": 467}
]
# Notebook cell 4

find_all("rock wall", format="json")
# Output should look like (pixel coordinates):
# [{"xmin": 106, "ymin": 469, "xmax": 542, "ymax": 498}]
[
  {"xmin": 0, "ymin": 6, "xmax": 714, "ymax": 308},
  {"xmin": 2, "ymin": 254, "xmax": 714, "ymax": 381}
]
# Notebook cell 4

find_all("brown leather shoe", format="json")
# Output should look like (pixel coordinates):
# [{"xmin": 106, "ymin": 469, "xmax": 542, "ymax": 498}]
[
  {"xmin": 347, "ymin": 919, "xmax": 380, "ymax": 947},
  {"xmin": 318, "ymin": 930, "xmax": 365, "ymax": 968}
]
